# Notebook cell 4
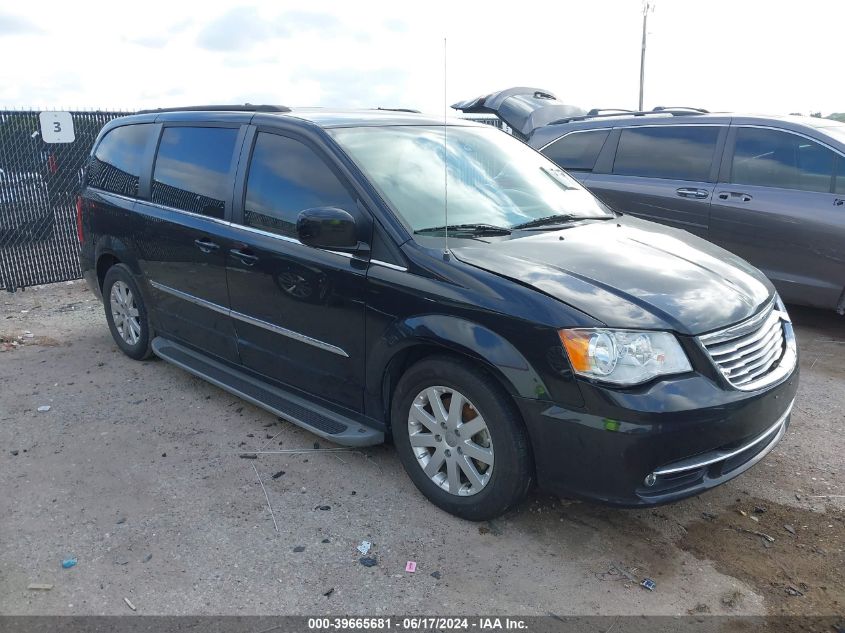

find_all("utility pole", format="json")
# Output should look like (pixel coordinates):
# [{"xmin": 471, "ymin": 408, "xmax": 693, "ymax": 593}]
[{"xmin": 638, "ymin": 2, "xmax": 653, "ymax": 111}]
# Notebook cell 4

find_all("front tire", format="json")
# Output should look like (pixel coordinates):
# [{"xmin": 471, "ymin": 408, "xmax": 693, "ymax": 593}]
[
  {"xmin": 391, "ymin": 356, "xmax": 533, "ymax": 521},
  {"xmin": 102, "ymin": 264, "xmax": 153, "ymax": 360}
]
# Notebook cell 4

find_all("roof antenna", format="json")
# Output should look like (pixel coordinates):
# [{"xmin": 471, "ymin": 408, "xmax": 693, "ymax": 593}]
[{"xmin": 442, "ymin": 36, "xmax": 450, "ymax": 262}]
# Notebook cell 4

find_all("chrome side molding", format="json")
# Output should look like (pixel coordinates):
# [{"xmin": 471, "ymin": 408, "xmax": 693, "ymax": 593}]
[{"xmin": 149, "ymin": 280, "xmax": 349, "ymax": 357}]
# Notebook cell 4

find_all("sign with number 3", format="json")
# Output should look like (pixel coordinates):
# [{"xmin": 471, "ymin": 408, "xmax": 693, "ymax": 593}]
[{"xmin": 39, "ymin": 111, "xmax": 75, "ymax": 144}]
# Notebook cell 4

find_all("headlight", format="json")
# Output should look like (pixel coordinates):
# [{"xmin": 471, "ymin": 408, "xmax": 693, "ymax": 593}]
[{"xmin": 558, "ymin": 329, "xmax": 692, "ymax": 385}]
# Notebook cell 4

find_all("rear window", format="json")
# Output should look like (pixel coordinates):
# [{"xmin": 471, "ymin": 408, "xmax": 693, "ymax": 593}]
[
  {"xmin": 151, "ymin": 126, "xmax": 239, "ymax": 219},
  {"xmin": 613, "ymin": 125, "xmax": 720, "ymax": 181},
  {"xmin": 87, "ymin": 124, "xmax": 152, "ymax": 197},
  {"xmin": 542, "ymin": 130, "xmax": 609, "ymax": 172}
]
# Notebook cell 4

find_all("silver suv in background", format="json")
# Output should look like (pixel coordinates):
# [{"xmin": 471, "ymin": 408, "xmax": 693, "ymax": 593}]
[{"xmin": 454, "ymin": 88, "xmax": 845, "ymax": 314}]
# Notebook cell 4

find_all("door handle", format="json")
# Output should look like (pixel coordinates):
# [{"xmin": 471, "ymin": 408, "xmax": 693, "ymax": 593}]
[
  {"xmin": 835, "ymin": 198, "xmax": 844, "ymax": 207},
  {"xmin": 194, "ymin": 238, "xmax": 219, "ymax": 253},
  {"xmin": 676, "ymin": 187, "xmax": 710, "ymax": 199},
  {"xmin": 230, "ymin": 247, "xmax": 259, "ymax": 266},
  {"xmin": 717, "ymin": 191, "xmax": 753, "ymax": 203}
]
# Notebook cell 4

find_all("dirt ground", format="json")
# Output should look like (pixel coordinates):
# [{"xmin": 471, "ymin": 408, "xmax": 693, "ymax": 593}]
[{"xmin": 0, "ymin": 281, "xmax": 843, "ymax": 617}]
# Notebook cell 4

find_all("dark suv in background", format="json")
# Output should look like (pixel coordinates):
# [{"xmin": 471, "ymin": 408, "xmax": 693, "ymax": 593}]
[
  {"xmin": 455, "ymin": 88, "xmax": 845, "ymax": 314},
  {"xmin": 78, "ymin": 105, "xmax": 797, "ymax": 520}
]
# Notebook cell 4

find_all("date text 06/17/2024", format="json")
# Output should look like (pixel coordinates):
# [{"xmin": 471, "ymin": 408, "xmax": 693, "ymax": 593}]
[{"xmin": 307, "ymin": 617, "xmax": 529, "ymax": 630}]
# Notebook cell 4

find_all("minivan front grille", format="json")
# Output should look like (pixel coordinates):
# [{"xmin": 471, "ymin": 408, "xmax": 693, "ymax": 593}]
[{"xmin": 699, "ymin": 300, "xmax": 795, "ymax": 391}]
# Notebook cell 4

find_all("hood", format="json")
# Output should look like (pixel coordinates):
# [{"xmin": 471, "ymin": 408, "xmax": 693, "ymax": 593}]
[
  {"xmin": 452, "ymin": 87, "xmax": 584, "ymax": 139},
  {"xmin": 451, "ymin": 216, "xmax": 774, "ymax": 335}
]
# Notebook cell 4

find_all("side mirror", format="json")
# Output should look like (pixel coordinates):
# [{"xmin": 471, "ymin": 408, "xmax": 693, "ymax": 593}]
[{"xmin": 296, "ymin": 207, "xmax": 363, "ymax": 252}]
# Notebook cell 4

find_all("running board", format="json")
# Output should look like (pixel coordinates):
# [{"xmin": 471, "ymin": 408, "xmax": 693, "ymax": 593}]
[{"xmin": 151, "ymin": 337, "xmax": 384, "ymax": 447}]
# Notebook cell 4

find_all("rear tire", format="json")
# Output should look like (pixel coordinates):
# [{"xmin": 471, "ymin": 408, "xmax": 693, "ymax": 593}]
[
  {"xmin": 391, "ymin": 356, "xmax": 532, "ymax": 521},
  {"xmin": 102, "ymin": 264, "xmax": 153, "ymax": 360}
]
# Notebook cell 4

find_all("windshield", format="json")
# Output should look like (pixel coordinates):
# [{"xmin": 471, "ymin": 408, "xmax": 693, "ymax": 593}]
[{"xmin": 329, "ymin": 125, "xmax": 612, "ymax": 234}]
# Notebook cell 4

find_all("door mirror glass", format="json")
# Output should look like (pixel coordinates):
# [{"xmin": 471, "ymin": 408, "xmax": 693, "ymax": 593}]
[{"xmin": 296, "ymin": 207, "xmax": 360, "ymax": 251}]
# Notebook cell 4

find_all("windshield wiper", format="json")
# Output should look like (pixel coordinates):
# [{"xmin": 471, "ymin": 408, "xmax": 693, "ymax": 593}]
[
  {"xmin": 414, "ymin": 223, "xmax": 512, "ymax": 236},
  {"xmin": 511, "ymin": 214, "xmax": 610, "ymax": 230},
  {"xmin": 511, "ymin": 214, "xmax": 578, "ymax": 230}
]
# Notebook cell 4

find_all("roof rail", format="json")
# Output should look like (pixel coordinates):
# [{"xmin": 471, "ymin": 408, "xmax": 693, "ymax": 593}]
[
  {"xmin": 652, "ymin": 106, "xmax": 709, "ymax": 113},
  {"xmin": 549, "ymin": 107, "xmax": 709, "ymax": 126},
  {"xmin": 136, "ymin": 104, "xmax": 291, "ymax": 114},
  {"xmin": 372, "ymin": 107, "xmax": 422, "ymax": 113},
  {"xmin": 586, "ymin": 108, "xmax": 636, "ymax": 116}
]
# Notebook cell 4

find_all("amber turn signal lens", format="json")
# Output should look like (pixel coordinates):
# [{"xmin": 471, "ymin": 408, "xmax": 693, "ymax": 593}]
[{"xmin": 558, "ymin": 329, "xmax": 592, "ymax": 372}]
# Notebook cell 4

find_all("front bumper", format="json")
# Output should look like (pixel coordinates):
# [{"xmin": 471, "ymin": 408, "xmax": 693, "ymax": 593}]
[{"xmin": 516, "ymin": 364, "xmax": 799, "ymax": 506}]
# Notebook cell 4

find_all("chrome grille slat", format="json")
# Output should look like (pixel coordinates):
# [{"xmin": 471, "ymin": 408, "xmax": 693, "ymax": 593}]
[
  {"xmin": 728, "ymin": 344, "xmax": 783, "ymax": 381},
  {"xmin": 720, "ymin": 329, "xmax": 783, "ymax": 374},
  {"xmin": 699, "ymin": 301, "xmax": 790, "ymax": 390},
  {"xmin": 707, "ymin": 311, "xmax": 781, "ymax": 357},
  {"xmin": 714, "ymin": 326, "xmax": 783, "ymax": 369}
]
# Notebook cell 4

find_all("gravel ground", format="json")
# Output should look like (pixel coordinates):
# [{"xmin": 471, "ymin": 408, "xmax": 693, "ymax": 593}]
[{"xmin": 0, "ymin": 281, "xmax": 842, "ymax": 616}]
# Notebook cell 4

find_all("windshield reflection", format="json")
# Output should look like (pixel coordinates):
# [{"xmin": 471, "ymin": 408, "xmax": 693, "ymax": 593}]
[{"xmin": 330, "ymin": 125, "xmax": 612, "ymax": 233}]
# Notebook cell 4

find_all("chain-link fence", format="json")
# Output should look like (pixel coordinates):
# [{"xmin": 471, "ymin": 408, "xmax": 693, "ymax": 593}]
[{"xmin": 0, "ymin": 109, "xmax": 129, "ymax": 291}]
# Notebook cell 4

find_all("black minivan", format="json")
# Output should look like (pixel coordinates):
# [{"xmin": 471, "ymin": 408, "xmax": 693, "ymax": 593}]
[{"xmin": 78, "ymin": 105, "xmax": 798, "ymax": 520}]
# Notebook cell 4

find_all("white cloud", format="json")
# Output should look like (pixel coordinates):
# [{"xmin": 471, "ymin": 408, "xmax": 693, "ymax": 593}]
[
  {"xmin": 0, "ymin": 0, "xmax": 841, "ymax": 116},
  {"xmin": 0, "ymin": 10, "xmax": 43, "ymax": 36}
]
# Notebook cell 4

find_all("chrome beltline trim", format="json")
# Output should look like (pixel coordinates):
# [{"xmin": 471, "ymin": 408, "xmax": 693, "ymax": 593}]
[
  {"xmin": 91, "ymin": 189, "xmax": 137, "ymax": 205},
  {"xmin": 653, "ymin": 399, "xmax": 794, "ymax": 476},
  {"xmin": 148, "ymin": 280, "xmax": 348, "ymax": 357},
  {"xmin": 370, "ymin": 259, "xmax": 408, "ymax": 272},
  {"xmin": 135, "ymin": 198, "xmax": 232, "ymax": 227},
  {"xmin": 229, "ymin": 222, "xmax": 301, "ymax": 243}
]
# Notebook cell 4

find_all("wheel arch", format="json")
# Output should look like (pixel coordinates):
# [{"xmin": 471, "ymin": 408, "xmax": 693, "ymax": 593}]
[
  {"xmin": 95, "ymin": 252, "xmax": 121, "ymax": 291},
  {"xmin": 373, "ymin": 315, "xmax": 551, "ymax": 430},
  {"xmin": 94, "ymin": 236, "xmax": 141, "ymax": 291}
]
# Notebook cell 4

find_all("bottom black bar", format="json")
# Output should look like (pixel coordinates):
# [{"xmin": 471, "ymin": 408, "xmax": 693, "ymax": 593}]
[{"xmin": 0, "ymin": 616, "xmax": 842, "ymax": 633}]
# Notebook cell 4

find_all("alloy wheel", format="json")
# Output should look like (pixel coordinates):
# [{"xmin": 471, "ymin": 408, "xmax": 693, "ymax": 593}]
[
  {"xmin": 109, "ymin": 281, "xmax": 141, "ymax": 345},
  {"xmin": 407, "ymin": 386, "xmax": 494, "ymax": 496}
]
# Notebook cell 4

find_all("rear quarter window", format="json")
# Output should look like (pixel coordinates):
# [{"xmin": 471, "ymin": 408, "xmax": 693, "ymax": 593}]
[
  {"xmin": 613, "ymin": 125, "xmax": 720, "ymax": 181},
  {"xmin": 542, "ymin": 129, "xmax": 609, "ymax": 172},
  {"xmin": 87, "ymin": 124, "xmax": 152, "ymax": 197}
]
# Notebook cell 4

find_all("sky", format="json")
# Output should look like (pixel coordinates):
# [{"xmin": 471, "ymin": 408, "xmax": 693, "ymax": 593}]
[{"xmin": 0, "ymin": 0, "xmax": 841, "ymax": 117}]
